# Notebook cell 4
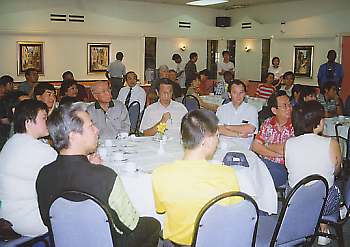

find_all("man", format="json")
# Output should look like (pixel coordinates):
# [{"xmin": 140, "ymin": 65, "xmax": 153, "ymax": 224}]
[
  {"xmin": 198, "ymin": 69, "xmax": 215, "ymax": 95},
  {"xmin": 217, "ymin": 51, "xmax": 235, "ymax": 82},
  {"xmin": 317, "ymin": 82, "xmax": 342, "ymax": 117},
  {"xmin": 278, "ymin": 71, "xmax": 295, "ymax": 97},
  {"xmin": 216, "ymin": 80, "xmax": 258, "ymax": 149},
  {"xmin": 172, "ymin": 54, "xmax": 186, "ymax": 89},
  {"xmin": 117, "ymin": 71, "xmax": 146, "ymax": 112},
  {"xmin": 185, "ymin": 52, "xmax": 198, "ymax": 88},
  {"xmin": 87, "ymin": 81, "xmax": 130, "ymax": 140},
  {"xmin": 168, "ymin": 69, "xmax": 183, "ymax": 100},
  {"xmin": 0, "ymin": 99, "xmax": 57, "ymax": 236},
  {"xmin": 252, "ymin": 90, "xmax": 294, "ymax": 187},
  {"xmin": 168, "ymin": 69, "xmax": 178, "ymax": 83},
  {"xmin": 106, "ymin": 52, "xmax": 126, "ymax": 98},
  {"xmin": 151, "ymin": 65, "xmax": 169, "ymax": 92},
  {"xmin": 33, "ymin": 83, "xmax": 56, "ymax": 115},
  {"xmin": 62, "ymin": 70, "xmax": 88, "ymax": 102},
  {"xmin": 152, "ymin": 109, "xmax": 240, "ymax": 246},
  {"xmin": 36, "ymin": 104, "xmax": 160, "ymax": 247},
  {"xmin": 140, "ymin": 79, "xmax": 187, "ymax": 138},
  {"xmin": 215, "ymin": 71, "xmax": 233, "ymax": 96},
  {"xmin": 317, "ymin": 50, "xmax": 344, "ymax": 90},
  {"xmin": 19, "ymin": 68, "xmax": 39, "ymax": 96}
]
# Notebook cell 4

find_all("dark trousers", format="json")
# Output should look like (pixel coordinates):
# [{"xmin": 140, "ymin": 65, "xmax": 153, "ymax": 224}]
[
  {"xmin": 115, "ymin": 217, "xmax": 161, "ymax": 247},
  {"xmin": 261, "ymin": 158, "xmax": 288, "ymax": 187},
  {"xmin": 110, "ymin": 77, "xmax": 123, "ymax": 99}
]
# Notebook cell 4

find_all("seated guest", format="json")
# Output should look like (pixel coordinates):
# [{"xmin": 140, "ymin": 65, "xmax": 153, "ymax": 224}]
[
  {"xmin": 152, "ymin": 109, "xmax": 240, "ymax": 246},
  {"xmin": 299, "ymin": 85, "xmax": 316, "ymax": 106},
  {"xmin": 168, "ymin": 69, "xmax": 178, "ymax": 84},
  {"xmin": 278, "ymin": 71, "xmax": 295, "ymax": 97},
  {"xmin": 198, "ymin": 69, "xmax": 215, "ymax": 95},
  {"xmin": 117, "ymin": 71, "xmax": 146, "ymax": 111},
  {"xmin": 19, "ymin": 68, "xmax": 39, "ymax": 96},
  {"xmin": 140, "ymin": 79, "xmax": 187, "ymax": 137},
  {"xmin": 36, "ymin": 104, "xmax": 160, "ymax": 247},
  {"xmin": 33, "ymin": 83, "xmax": 57, "ymax": 115},
  {"xmin": 0, "ymin": 99, "xmax": 57, "ymax": 236},
  {"xmin": 59, "ymin": 79, "xmax": 79, "ymax": 106},
  {"xmin": 62, "ymin": 71, "xmax": 88, "ymax": 102},
  {"xmin": 256, "ymin": 73, "xmax": 275, "ymax": 100},
  {"xmin": 167, "ymin": 70, "xmax": 183, "ymax": 100},
  {"xmin": 214, "ymin": 71, "xmax": 232, "ymax": 96},
  {"xmin": 317, "ymin": 82, "xmax": 342, "ymax": 117},
  {"xmin": 286, "ymin": 101, "xmax": 340, "ymax": 237},
  {"xmin": 186, "ymin": 74, "xmax": 219, "ymax": 112},
  {"xmin": 290, "ymin": 84, "xmax": 303, "ymax": 108},
  {"xmin": 216, "ymin": 80, "xmax": 258, "ymax": 149},
  {"xmin": 87, "ymin": 81, "xmax": 130, "ymax": 140},
  {"xmin": 252, "ymin": 90, "xmax": 294, "ymax": 187},
  {"xmin": 151, "ymin": 65, "xmax": 169, "ymax": 92}
]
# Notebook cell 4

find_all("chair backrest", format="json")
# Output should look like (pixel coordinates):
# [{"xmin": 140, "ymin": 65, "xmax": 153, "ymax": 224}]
[
  {"xmin": 182, "ymin": 95, "xmax": 200, "ymax": 112},
  {"xmin": 271, "ymin": 175, "xmax": 328, "ymax": 246},
  {"xmin": 128, "ymin": 101, "xmax": 141, "ymax": 133},
  {"xmin": 48, "ymin": 191, "xmax": 114, "ymax": 247},
  {"xmin": 191, "ymin": 191, "xmax": 259, "ymax": 247},
  {"xmin": 344, "ymin": 178, "xmax": 350, "ymax": 210}
]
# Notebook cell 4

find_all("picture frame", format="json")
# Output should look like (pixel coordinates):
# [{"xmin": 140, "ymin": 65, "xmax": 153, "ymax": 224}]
[
  {"xmin": 17, "ymin": 41, "xmax": 44, "ymax": 75},
  {"xmin": 87, "ymin": 43, "xmax": 111, "ymax": 73},
  {"xmin": 293, "ymin": 45, "xmax": 314, "ymax": 78}
]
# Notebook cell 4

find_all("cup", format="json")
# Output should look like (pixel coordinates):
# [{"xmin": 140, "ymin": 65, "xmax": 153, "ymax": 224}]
[{"xmin": 105, "ymin": 139, "xmax": 113, "ymax": 147}]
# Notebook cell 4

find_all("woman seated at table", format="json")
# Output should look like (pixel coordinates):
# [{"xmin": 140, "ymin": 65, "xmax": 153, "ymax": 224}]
[
  {"xmin": 59, "ymin": 79, "xmax": 79, "ymax": 106},
  {"xmin": 187, "ymin": 74, "xmax": 219, "ymax": 112},
  {"xmin": 285, "ymin": 100, "xmax": 341, "ymax": 237}
]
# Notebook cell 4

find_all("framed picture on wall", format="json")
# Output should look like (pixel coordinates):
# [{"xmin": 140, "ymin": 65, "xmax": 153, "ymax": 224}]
[
  {"xmin": 293, "ymin": 45, "xmax": 314, "ymax": 78},
  {"xmin": 87, "ymin": 43, "xmax": 110, "ymax": 73},
  {"xmin": 17, "ymin": 41, "xmax": 44, "ymax": 75}
]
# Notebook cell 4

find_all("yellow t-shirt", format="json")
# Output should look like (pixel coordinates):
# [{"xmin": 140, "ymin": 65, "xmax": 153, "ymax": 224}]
[{"xmin": 152, "ymin": 160, "xmax": 240, "ymax": 245}]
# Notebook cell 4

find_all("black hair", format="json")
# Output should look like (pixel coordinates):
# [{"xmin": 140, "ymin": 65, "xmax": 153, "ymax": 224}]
[
  {"xmin": 283, "ymin": 71, "xmax": 295, "ymax": 80},
  {"xmin": 266, "ymin": 72, "xmax": 275, "ymax": 80},
  {"xmin": 322, "ymin": 81, "xmax": 337, "ymax": 94},
  {"xmin": 168, "ymin": 69, "xmax": 177, "ymax": 74},
  {"xmin": 125, "ymin": 71, "xmax": 138, "ymax": 80},
  {"xmin": 33, "ymin": 83, "xmax": 56, "ymax": 98},
  {"xmin": 222, "ymin": 50, "xmax": 230, "ymax": 56},
  {"xmin": 0, "ymin": 75, "xmax": 14, "ymax": 85},
  {"xmin": 62, "ymin": 71, "xmax": 74, "ymax": 80},
  {"xmin": 228, "ymin": 79, "xmax": 246, "ymax": 93},
  {"xmin": 300, "ymin": 86, "xmax": 316, "ymax": 101},
  {"xmin": 172, "ymin": 54, "xmax": 181, "ymax": 61},
  {"xmin": 199, "ymin": 69, "xmax": 209, "ymax": 77},
  {"xmin": 267, "ymin": 90, "xmax": 288, "ymax": 110},
  {"xmin": 25, "ymin": 68, "xmax": 37, "ymax": 77},
  {"xmin": 181, "ymin": 109, "xmax": 218, "ymax": 150},
  {"xmin": 116, "ymin": 52, "xmax": 124, "ymax": 60},
  {"xmin": 60, "ymin": 79, "xmax": 77, "ymax": 97},
  {"xmin": 190, "ymin": 52, "xmax": 198, "ymax": 60},
  {"xmin": 272, "ymin": 57, "xmax": 280, "ymax": 64}
]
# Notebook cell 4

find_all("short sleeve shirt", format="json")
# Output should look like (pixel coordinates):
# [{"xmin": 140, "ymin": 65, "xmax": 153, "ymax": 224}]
[
  {"xmin": 107, "ymin": 60, "xmax": 126, "ymax": 78},
  {"xmin": 317, "ymin": 94, "xmax": 337, "ymax": 114}
]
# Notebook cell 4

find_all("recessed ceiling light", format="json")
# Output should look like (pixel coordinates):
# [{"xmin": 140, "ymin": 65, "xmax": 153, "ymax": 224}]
[{"xmin": 186, "ymin": 0, "xmax": 228, "ymax": 6}]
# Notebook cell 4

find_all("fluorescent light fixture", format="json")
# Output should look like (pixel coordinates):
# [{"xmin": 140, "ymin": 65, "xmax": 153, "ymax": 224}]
[{"xmin": 186, "ymin": 0, "xmax": 228, "ymax": 6}]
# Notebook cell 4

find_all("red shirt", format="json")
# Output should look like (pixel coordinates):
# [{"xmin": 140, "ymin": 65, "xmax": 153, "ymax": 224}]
[
  {"xmin": 198, "ymin": 79, "xmax": 215, "ymax": 95},
  {"xmin": 256, "ymin": 84, "xmax": 275, "ymax": 99},
  {"xmin": 255, "ymin": 116, "xmax": 294, "ymax": 165}
]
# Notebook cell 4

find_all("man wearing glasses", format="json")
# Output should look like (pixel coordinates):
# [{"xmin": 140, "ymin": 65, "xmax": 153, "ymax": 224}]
[
  {"xmin": 87, "ymin": 81, "xmax": 130, "ymax": 140},
  {"xmin": 252, "ymin": 90, "xmax": 294, "ymax": 187}
]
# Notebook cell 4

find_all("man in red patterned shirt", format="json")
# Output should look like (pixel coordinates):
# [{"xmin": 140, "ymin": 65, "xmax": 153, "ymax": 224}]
[{"xmin": 252, "ymin": 90, "xmax": 294, "ymax": 186}]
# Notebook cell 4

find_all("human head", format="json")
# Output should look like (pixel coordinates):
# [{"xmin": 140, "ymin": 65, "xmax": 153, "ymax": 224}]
[
  {"xmin": 323, "ymin": 82, "xmax": 337, "ymax": 99},
  {"xmin": 292, "ymin": 101, "xmax": 324, "ymax": 136},
  {"xmin": 300, "ymin": 86, "xmax": 316, "ymax": 103},
  {"xmin": 62, "ymin": 71, "xmax": 74, "ymax": 81},
  {"xmin": 265, "ymin": 73, "xmax": 275, "ymax": 84},
  {"xmin": 327, "ymin": 50, "xmax": 336, "ymax": 63},
  {"xmin": 159, "ymin": 79, "xmax": 173, "ymax": 106},
  {"xmin": 291, "ymin": 84, "xmax": 303, "ymax": 102},
  {"xmin": 268, "ymin": 90, "xmax": 292, "ymax": 122},
  {"xmin": 48, "ymin": 104, "xmax": 99, "ymax": 154},
  {"xmin": 60, "ymin": 79, "xmax": 78, "ymax": 98},
  {"xmin": 33, "ymin": 83, "xmax": 56, "ymax": 110},
  {"xmin": 189, "ymin": 52, "xmax": 198, "ymax": 63},
  {"xmin": 25, "ymin": 68, "xmax": 39, "ymax": 84},
  {"xmin": 13, "ymin": 99, "xmax": 48, "ymax": 138},
  {"xmin": 272, "ymin": 57, "xmax": 280, "ymax": 67},
  {"xmin": 91, "ymin": 81, "xmax": 112, "ymax": 104},
  {"xmin": 222, "ymin": 51, "xmax": 230, "ymax": 61},
  {"xmin": 0, "ymin": 75, "xmax": 14, "ymax": 92},
  {"xmin": 125, "ymin": 71, "xmax": 138, "ymax": 87},
  {"xmin": 181, "ymin": 109, "xmax": 219, "ymax": 159},
  {"xmin": 168, "ymin": 69, "xmax": 177, "ymax": 82},
  {"xmin": 172, "ymin": 54, "xmax": 182, "ymax": 64},
  {"xmin": 199, "ymin": 69, "xmax": 209, "ymax": 81},
  {"xmin": 191, "ymin": 74, "xmax": 201, "ymax": 91},
  {"xmin": 229, "ymin": 80, "xmax": 246, "ymax": 107},
  {"xmin": 223, "ymin": 71, "xmax": 233, "ymax": 82},
  {"xmin": 0, "ymin": 79, "xmax": 6, "ymax": 98},
  {"xmin": 283, "ymin": 71, "xmax": 295, "ymax": 86},
  {"xmin": 158, "ymin": 65, "xmax": 169, "ymax": 79},
  {"xmin": 116, "ymin": 52, "xmax": 124, "ymax": 61}
]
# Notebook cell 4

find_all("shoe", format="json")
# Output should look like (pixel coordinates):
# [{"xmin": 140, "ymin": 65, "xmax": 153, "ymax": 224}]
[{"xmin": 318, "ymin": 229, "xmax": 331, "ymax": 246}]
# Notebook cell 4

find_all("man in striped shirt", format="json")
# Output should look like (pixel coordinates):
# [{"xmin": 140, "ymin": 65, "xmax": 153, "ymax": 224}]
[{"xmin": 256, "ymin": 73, "xmax": 275, "ymax": 100}]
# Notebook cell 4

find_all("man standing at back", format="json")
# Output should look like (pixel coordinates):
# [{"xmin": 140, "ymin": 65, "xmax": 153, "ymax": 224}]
[
  {"xmin": 185, "ymin": 52, "xmax": 198, "ymax": 89},
  {"xmin": 317, "ymin": 50, "xmax": 344, "ymax": 91},
  {"xmin": 106, "ymin": 52, "xmax": 126, "ymax": 98},
  {"xmin": 217, "ymin": 51, "xmax": 235, "ymax": 82},
  {"xmin": 36, "ymin": 104, "xmax": 160, "ymax": 247}
]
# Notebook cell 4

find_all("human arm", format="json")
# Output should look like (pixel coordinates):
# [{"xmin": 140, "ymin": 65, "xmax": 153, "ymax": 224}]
[
  {"xmin": 120, "ymin": 104, "xmax": 131, "ymax": 133},
  {"xmin": 330, "ymin": 138, "xmax": 341, "ymax": 176},
  {"xmin": 251, "ymin": 139, "xmax": 284, "ymax": 158},
  {"xmin": 218, "ymin": 124, "xmax": 255, "ymax": 138},
  {"xmin": 142, "ymin": 112, "xmax": 171, "ymax": 136}
]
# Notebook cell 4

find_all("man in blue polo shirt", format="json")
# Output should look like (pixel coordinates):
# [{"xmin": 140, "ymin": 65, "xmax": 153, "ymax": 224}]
[{"xmin": 317, "ymin": 50, "xmax": 344, "ymax": 90}]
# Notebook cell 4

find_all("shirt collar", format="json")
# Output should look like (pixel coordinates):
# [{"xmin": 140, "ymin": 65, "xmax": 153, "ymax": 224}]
[
  {"xmin": 94, "ymin": 100, "xmax": 114, "ymax": 110},
  {"xmin": 270, "ymin": 116, "xmax": 292, "ymax": 127}
]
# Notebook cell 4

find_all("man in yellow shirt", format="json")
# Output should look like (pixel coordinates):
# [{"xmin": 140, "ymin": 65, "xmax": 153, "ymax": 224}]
[{"xmin": 152, "ymin": 109, "xmax": 240, "ymax": 246}]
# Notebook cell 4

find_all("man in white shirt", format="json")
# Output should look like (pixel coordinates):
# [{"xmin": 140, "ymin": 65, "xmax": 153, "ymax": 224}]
[
  {"xmin": 217, "ymin": 51, "xmax": 235, "ymax": 82},
  {"xmin": 172, "ymin": 54, "xmax": 186, "ymax": 89},
  {"xmin": 140, "ymin": 79, "xmax": 187, "ymax": 138},
  {"xmin": 0, "ymin": 99, "xmax": 57, "ymax": 236},
  {"xmin": 117, "ymin": 71, "xmax": 146, "ymax": 112},
  {"xmin": 216, "ymin": 80, "xmax": 258, "ymax": 149}
]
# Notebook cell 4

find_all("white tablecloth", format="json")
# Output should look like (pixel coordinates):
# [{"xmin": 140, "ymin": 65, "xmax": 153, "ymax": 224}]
[
  {"xmin": 102, "ymin": 136, "xmax": 277, "ymax": 224},
  {"xmin": 323, "ymin": 117, "xmax": 350, "ymax": 139}
]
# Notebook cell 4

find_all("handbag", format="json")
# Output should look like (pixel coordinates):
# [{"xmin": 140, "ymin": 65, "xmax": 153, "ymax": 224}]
[{"xmin": 223, "ymin": 152, "xmax": 249, "ymax": 167}]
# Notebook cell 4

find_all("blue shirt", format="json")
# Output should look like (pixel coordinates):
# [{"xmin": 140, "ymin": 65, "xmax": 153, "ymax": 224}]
[{"xmin": 317, "ymin": 62, "xmax": 344, "ymax": 88}]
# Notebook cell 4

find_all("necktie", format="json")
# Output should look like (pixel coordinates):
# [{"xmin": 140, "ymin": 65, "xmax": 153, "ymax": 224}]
[{"xmin": 125, "ymin": 87, "xmax": 132, "ymax": 107}]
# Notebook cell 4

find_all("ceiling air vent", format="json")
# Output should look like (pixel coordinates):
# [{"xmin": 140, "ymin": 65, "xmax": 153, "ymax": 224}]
[
  {"xmin": 179, "ymin": 21, "xmax": 191, "ymax": 29},
  {"xmin": 241, "ymin": 22, "xmax": 252, "ymax": 29},
  {"xmin": 69, "ymin": 15, "xmax": 85, "ymax": 22},
  {"xmin": 50, "ymin": 14, "xmax": 67, "ymax": 22}
]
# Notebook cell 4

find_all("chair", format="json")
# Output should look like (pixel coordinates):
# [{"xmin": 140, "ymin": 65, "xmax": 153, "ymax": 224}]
[
  {"xmin": 319, "ymin": 178, "xmax": 350, "ymax": 247},
  {"xmin": 47, "ymin": 191, "xmax": 114, "ymax": 247},
  {"xmin": 128, "ymin": 101, "xmax": 141, "ymax": 134},
  {"xmin": 256, "ymin": 175, "xmax": 329, "ymax": 247},
  {"xmin": 182, "ymin": 95, "xmax": 200, "ymax": 112},
  {"xmin": 222, "ymin": 98, "xmax": 231, "ymax": 105},
  {"xmin": 0, "ymin": 234, "xmax": 49, "ymax": 247},
  {"xmin": 191, "ymin": 191, "xmax": 259, "ymax": 247}
]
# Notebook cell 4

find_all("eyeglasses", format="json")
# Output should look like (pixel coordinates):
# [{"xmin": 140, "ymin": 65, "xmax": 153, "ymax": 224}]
[{"xmin": 277, "ymin": 103, "xmax": 292, "ymax": 109}]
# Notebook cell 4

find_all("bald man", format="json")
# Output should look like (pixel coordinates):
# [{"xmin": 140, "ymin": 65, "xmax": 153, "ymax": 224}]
[{"xmin": 87, "ymin": 81, "xmax": 130, "ymax": 140}]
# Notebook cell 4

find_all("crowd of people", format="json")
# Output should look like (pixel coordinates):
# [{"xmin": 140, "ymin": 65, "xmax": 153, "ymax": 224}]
[{"xmin": 0, "ymin": 48, "xmax": 346, "ymax": 246}]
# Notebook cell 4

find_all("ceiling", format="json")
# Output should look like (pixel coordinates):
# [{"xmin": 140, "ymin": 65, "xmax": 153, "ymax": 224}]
[{"xmin": 125, "ymin": 0, "xmax": 302, "ymax": 9}]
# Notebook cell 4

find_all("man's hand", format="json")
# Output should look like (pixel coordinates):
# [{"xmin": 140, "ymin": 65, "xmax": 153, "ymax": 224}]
[
  {"xmin": 87, "ymin": 153, "xmax": 103, "ymax": 165},
  {"xmin": 161, "ymin": 112, "xmax": 171, "ymax": 123}
]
